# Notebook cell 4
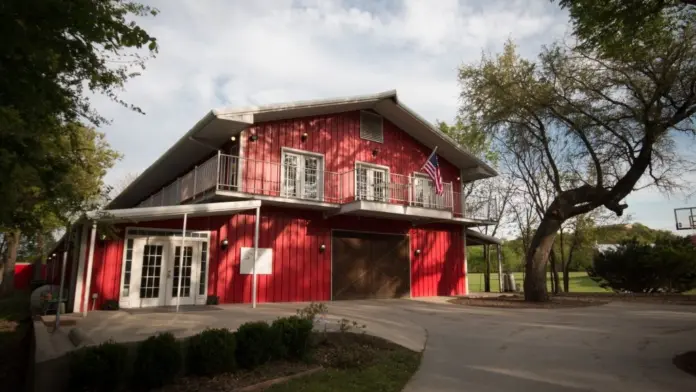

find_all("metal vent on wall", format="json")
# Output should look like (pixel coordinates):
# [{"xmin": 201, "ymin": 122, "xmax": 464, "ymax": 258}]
[{"xmin": 360, "ymin": 111, "xmax": 384, "ymax": 143}]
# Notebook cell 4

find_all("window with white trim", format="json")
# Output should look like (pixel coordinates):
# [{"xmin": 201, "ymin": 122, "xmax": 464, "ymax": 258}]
[
  {"xmin": 413, "ymin": 173, "xmax": 440, "ymax": 208},
  {"xmin": 360, "ymin": 111, "xmax": 383, "ymax": 142},
  {"xmin": 281, "ymin": 150, "xmax": 324, "ymax": 201},
  {"xmin": 356, "ymin": 163, "xmax": 388, "ymax": 202}
]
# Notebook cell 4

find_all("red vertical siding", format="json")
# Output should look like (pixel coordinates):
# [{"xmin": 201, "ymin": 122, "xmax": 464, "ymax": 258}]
[
  {"xmin": 242, "ymin": 111, "xmax": 462, "ymax": 202},
  {"xmin": 80, "ymin": 207, "xmax": 466, "ymax": 307}
]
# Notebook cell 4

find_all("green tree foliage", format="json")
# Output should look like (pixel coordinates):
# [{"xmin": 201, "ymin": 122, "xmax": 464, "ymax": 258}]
[
  {"xmin": 556, "ymin": 0, "xmax": 696, "ymax": 56},
  {"xmin": 587, "ymin": 236, "xmax": 696, "ymax": 293},
  {"xmin": 1, "ymin": 0, "xmax": 155, "ymax": 293},
  {"xmin": 437, "ymin": 118, "xmax": 498, "ymax": 164},
  {"xmin": 458, "ymin": 2, "xmax": 696, "ymax": 300},
  {"xmin": 0, "ymin": 0, "xmax": 156, "ymax": 229}
]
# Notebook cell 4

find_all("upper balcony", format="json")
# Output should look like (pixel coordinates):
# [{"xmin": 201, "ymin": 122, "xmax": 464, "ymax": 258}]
[{"xmin": 137, "ymin": 153, "xmax": 497, "ymax": 225}]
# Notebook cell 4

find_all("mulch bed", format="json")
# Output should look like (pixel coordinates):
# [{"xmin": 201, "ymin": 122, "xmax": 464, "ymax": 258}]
[
  {"xmin": 155, "ymin": 361, "xmax": 316, "ymax": 392},
  {"xmin": 448, "ymin": 294, "xmax": 608, "ymax": 308},
  {"xmin": 673, "ymin": 351, "xmax": 696, "ymax": 377},
  {"xmin": 558, "ymin": 292, "xmax": 696, "ymax": 305},
  {"xmin": 156, "ymin": 332, "xmax": 409, "ymax": 392}
]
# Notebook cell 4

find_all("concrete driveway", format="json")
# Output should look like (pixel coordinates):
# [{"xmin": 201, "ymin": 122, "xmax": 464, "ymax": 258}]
[{"xmin": 77, "ymin": 299, "xmax": 696, "ymax": 392}]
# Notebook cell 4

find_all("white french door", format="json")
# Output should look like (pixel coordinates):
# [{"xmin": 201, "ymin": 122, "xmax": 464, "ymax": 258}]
[
  {"xmin": 281, "ymin": 150, "xmax": 324, "ymax": 200},
  {"xmin": 356, "ymin": 164, "xmax": 388, "ymax": 202},
  {"xmin": 127, "ymin": 237, "xmax": 203, "ymax": 308},
  {"xmin": 132, "ymin": 239, "xmax": 168, "ymax": 307},
  {"xmin": 413, "ymin": 174, "xmax": 439, "ymax": 208},
  {"xmin": 165, "ymin": 244, "xmax": 200, "ymax": 306}
]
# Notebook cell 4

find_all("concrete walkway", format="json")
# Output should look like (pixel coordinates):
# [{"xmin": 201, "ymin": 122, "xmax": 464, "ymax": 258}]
[{"xmin": 77, "ymin": 299, "xmax": 696, "ymax": 392}]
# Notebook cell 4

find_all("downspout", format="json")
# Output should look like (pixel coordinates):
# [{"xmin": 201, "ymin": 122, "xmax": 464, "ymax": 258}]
[
  {"xmin": 463, "ymin": 230, "xmax": 468, "ymax": 295},
  {"xmin": 82, "ymin": 222, "xmax": 97, "ymax": 317},
  {"xmin": 497, "ymin": 244, "xmax": 503, "ymax": 292}
]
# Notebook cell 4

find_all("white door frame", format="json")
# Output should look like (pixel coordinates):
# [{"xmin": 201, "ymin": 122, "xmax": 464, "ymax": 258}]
[
  {"xmin": 119, "ymin": 228, "xmax": 210, "ymax": 308},
  {"xmin": 280, "ymin": 147, "xmax": 325, "ymax": 201},
  {"xmin": 355, "ymin": 161, "xmax": 390, "ymax": 202}
]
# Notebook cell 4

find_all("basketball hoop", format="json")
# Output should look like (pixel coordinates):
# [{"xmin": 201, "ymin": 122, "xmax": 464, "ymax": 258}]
[{"xmin": 674, "ymin": 207, "xmax": 696, "ymax": 230}]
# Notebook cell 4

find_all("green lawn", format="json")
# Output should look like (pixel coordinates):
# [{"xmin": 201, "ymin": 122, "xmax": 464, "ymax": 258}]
[
  {"xmin": 266, "ymin": 335, "xmax": 421, "ymax": 392},
  {"xmin": 468, "ymin": 271, "xmax": 609, "ymax": 293}
]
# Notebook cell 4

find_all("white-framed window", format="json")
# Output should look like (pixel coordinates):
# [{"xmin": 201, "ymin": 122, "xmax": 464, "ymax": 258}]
[
  {"xmin": 281, "ymin": 148, "xmax": 325, "ymax": 201},
  {"xmin": 356, "ymin": 162, "xmax": 389, "ymax": 202},
  {"xmin": 360, "ymin": 111, "xmax": 384, "ymax": 143}
]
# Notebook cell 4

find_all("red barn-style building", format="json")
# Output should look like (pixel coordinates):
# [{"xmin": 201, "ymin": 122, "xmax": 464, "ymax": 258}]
[{"xmin": 47, "ymin": 91, "xmax": 500, "ymax": 313}]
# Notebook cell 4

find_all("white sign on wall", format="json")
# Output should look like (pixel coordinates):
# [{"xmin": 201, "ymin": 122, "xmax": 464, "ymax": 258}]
[{"xmin": 240, "ymin": 247, "xmax": 273, "ymax": 275}]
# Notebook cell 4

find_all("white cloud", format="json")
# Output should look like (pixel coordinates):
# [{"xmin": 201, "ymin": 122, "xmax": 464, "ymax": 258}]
[{"xmin": 91, "ymin": 0, "xmax": 693, "ymax": 232}]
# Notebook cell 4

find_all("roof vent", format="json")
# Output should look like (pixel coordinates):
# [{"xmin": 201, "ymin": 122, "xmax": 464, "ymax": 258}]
[{"xmin": 360, "ymin": 111, "xmax": 383, "ymax": 143}]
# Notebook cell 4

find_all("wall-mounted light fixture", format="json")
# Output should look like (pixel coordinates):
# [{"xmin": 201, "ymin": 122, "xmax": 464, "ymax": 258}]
[
  {"xmin": 301, "ymin": 132, "xmax": 308, "ymax": 142},
  {"xmin": 456, "ymin": 176, "xmax": 461, "ymax": 181},
  {"xmin": 220, "ymin": 238, "xmax": 229, "ymax": 250},
  {"xmin": 372, "ymin": 148, "xmax": 380, "ymax": 157},
  {"xmin": 319, "ymin": 244, "xmax": 326, "ymax": 253},
  {"xmin": 230, "ymin": 136, "xmax": 237, "ymax": 142},
  {"xmin": 248, "ymin": 134, "xmax": 258, "ymax": 142},
  {"xmin": 414, "ymin": 249, "xmax": 422, "ymax": 256}
]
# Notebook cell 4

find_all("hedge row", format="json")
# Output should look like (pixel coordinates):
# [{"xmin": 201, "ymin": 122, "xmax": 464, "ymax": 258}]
[{"xmin": 68, "ymin": 315, "xmax": 314, "ymax": 391}]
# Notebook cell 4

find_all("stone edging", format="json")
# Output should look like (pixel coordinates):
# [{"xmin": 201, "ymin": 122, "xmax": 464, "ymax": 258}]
[{"xmin": 231, "ymin": 366, "xmax": 324, "ymax": 392}]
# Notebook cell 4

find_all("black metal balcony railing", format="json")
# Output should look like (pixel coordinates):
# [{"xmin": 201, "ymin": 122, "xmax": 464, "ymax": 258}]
[{"xmin": 137, "ymin": 153, "xmax": 497, "ymax": 221}]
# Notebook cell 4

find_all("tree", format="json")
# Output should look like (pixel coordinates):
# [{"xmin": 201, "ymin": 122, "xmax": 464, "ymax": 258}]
[
  {"xmin": 0, "ymin": 0, "xmax": 157, "ymax": 232},
  {"xmin": 0, "ymin": 125, "xmax": 120, "ymax": 294},
  {"xmin": 458, "ymin": 5, "xmax": 696, "ymax": 301},
  {"xmin": 588, "ymin": 235, "xmax": 696, "ymax": 293},
  {"xmin": 111, "ymin": 172, "xmax": 140, "ymax": 198},
  {"xmin": 556, "ymin": 0, "xmax": 696, "ymax": 56}
]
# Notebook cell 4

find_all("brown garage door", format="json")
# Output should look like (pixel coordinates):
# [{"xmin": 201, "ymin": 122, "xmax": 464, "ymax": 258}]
[{"xmin": 332, "ymin": 231, "xmax": 410, "ymax": 300}]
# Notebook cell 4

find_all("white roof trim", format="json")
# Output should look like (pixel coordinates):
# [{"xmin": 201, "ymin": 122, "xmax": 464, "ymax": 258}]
[{"xmin": 87, "ymin": 200, "xmax": 261, "ymax": 222}]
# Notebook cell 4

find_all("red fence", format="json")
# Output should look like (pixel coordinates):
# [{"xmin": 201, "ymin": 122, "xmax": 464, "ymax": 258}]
[{"xmin": 13, "ymin": 263, "xmax": 45, "ymax": 290}]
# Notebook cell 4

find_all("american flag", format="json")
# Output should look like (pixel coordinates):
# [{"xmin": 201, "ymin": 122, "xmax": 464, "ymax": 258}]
[{"xmin": 422, "ymin": 150, "xmax": 443, "ymax": 195}]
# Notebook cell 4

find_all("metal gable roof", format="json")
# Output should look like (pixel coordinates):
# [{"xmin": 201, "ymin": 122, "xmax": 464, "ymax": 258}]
[{"xmin": 109, "ymin": 90, "xmax": 497, "ymax": 209}]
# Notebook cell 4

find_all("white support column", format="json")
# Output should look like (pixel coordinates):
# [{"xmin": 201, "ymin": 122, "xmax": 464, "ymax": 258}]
[
  {"xmin": 252, "ymin": 206, "xmax": 260, "ymax": 308},
  {"xmin": 463, "ymin": 230, "xmax": 469, "ymax": 295},
  {"xmin": 71, "ymin": 224, "xmax": 89, "ymax": 313},
  {"xmin": 82, "ymin": 222, "xmax": 97, "ymax": 317},
  {"xmin": 176, "ymin": 213, "xmax": 188, "ymax": 313},
  {"xmin": 497, "ymin": 244, "xmax": 504, "ymax": 292},
  {"xmin": 55, "ymin": 237, "xmax": 69, "ymax": 330}
]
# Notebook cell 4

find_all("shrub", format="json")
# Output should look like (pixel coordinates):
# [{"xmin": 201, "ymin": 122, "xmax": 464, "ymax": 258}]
[
  {"xmin": 587, "ymin": 236, "xmax": 696, "ymax": 293},
  {"xmin": 271, "ymin": 316, "xmax": 314, "ymax": 360},
  {"xmin": 296, "ymin": 302, "xmax": 328, "ymax": 323},
  {"xmin": 235, "ymin": 321, "xmax": 277, "ymax": 369},
  {"xmin": 187, "ymin": 328, "xmax": 236, "ymax": 376},
  {"xmin": 68, "ymin": 340, "xmax": 129, "ymax": 392},
  {"xmin": 132, "ymin": 333, "xmax": 182, "ymax": 389}
]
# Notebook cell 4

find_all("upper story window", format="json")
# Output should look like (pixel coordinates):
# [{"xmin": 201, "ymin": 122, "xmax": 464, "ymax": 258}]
[
  {"xmin": 281, "ymin": 148, "xmax": 324, "ymax": 201},
  {"xmin": 356, "ymin": 162, "xmax": 389, "ymax": 202},
  {"xmin": 360, "ymin": 111, "xmax": 384, "ymax": 143}
]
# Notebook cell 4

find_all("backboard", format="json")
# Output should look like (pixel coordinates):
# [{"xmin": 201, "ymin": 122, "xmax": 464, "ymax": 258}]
[{"xmin": 674, "ymin": 207, "xmax": 696, "ymax": 230}]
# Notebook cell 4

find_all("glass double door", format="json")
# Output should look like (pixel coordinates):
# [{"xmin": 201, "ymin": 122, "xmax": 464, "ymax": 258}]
[{"xmin": 131, "ymin": 238, "xmax": 202, "ymax": 307}]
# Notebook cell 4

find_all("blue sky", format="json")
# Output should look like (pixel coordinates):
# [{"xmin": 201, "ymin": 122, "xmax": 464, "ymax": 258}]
[{"xmin": 92, "ymin": 0, "xmax": 695, "ymax": 234}]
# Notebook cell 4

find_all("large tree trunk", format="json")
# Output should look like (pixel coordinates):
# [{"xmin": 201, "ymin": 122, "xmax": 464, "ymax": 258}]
[
  {"xmin": 484, "ymin": 244, "xmax": 491, "ymax": 292},
  {"xmin": 524, "ymin": 217, "xmax": 562, "ymax": 301},
  {"xmin": 0, "ymin": 231, "xmax": 20, "ymax": 296}
]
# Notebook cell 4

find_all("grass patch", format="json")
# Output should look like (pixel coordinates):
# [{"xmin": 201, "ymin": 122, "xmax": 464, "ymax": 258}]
[
  {"xmin": 0, "ymin": 291, "xmax": 32, "ymax": 391},
  {"xmin": 467, "ymin": 271, "xmax": 609, "ymax": 293}
]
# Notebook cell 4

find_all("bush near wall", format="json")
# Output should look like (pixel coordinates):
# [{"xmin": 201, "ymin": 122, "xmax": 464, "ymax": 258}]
[
  {"xmin": 132, "ymin": 333, "xmax": 182, "ymax": 390},
  {"xmin": 235, "ymin": 321, "xmax": 278, "ymax": 369},
  {"xmin": 68, "ymin": 340, "xmax": 129, "ymax": 392},
  {"xmin": 271, "ymin": 316, "xmax": 314, "ymax": 360},
  {"xmin": 186, "ymin": 328, "xmax": 237, "ymax": 376}
]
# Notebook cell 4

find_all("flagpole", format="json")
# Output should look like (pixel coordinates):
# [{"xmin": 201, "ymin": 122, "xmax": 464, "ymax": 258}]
[{"xmin": 421, "ymin": 146, "xmax": 438, "ymax": 170}]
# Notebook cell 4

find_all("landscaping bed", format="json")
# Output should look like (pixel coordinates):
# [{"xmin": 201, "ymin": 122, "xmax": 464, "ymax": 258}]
[
  {"xmin": 66, "ymin": 304, "xmax": 421, "ymax": 392},
  {"xmin": 449, "ymin": 294, "xmax": 607, "ymax": 308},
  {"xmin": 157, "ymin": 332, "xmax": 420, "ymax": 392},
  {"xmin": 0, "ymin": 291, "xmax": 31, "ymax": 392}
]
